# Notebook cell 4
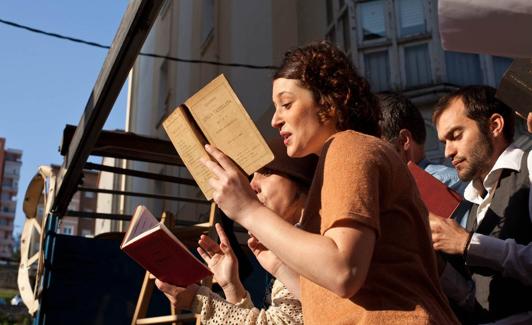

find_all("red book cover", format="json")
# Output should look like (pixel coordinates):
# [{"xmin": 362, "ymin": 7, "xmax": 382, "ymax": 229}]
[
  {"xmin": 121, "ymin": 206, "xmax": 212, "ymax": 286},
  {"xmin": 407, "ymin": 161, "xmax": 463, "ymax": 218}
]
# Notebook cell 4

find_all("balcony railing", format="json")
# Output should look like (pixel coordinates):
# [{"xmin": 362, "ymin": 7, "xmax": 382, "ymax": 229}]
[{"xmin": 1, "ymin": 184, "xmax": 18, "ymax": 192}]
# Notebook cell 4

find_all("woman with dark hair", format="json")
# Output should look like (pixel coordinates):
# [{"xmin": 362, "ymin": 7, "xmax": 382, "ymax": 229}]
[
  {"xmin": 155, "ymin": 138, "xmax": 316, "ymax": 324},
  {"xmin": 202, "ymin": 41, "xmax": 458, "ymax": 324}
]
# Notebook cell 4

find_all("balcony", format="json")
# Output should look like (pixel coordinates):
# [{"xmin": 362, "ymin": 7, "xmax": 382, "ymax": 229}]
[
  {"xmin": 0, "ymin": 223, "xmax": 13, "ymax": 231},
  {"xmin": 0, "ymin": 237, "xmax": 13, "ymax": 245},
  {"xmin": 1, "ymin": 184, "xmax": 18, "ymax": 193},
  {"xmin": 0, "ymin": 210, "xmax": 15, "ymax": 218}
]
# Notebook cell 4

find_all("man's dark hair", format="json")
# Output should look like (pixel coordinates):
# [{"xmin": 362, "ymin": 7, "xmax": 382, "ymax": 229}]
[
  {"xmin": 433, "ymin": 85, "xmax": 515, "ymax": 143},
  {"xmin": 377, "ymin": 91, "xmax": 426, "ymax": 144}
]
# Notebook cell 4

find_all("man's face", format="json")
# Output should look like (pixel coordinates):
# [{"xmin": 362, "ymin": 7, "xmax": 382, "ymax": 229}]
[{"xmin": 436, "ymin": 98, "xmax": 494, "ymax": 182}]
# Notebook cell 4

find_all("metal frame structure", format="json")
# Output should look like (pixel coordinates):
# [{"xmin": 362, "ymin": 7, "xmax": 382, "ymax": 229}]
[{"xmin": 31, "ymin": 1, "xmax": 190, "ymax": 323}]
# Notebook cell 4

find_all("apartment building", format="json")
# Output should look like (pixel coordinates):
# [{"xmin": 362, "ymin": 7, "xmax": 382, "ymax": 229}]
[{"xmin": 0, "ymin": 138, "xmax": 22, "ymax": 259}]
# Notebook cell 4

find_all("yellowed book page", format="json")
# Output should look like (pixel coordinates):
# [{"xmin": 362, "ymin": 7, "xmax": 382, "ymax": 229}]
[
  {"xmin": 122, "ymin": 205, "xmax": 159, "ymax": 246},
  {"xmin": 185, "ymin": 74, "xmax": 273, "ymax": 175},
  {"xmin": 162, "ymin": 106, "xmax": 215, "ymax": 200}
]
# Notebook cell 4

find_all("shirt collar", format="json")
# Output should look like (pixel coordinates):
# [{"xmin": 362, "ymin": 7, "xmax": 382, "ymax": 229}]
[{"xmin": 464, "ymin": 144, "xmax": 524, "ymax": 203}]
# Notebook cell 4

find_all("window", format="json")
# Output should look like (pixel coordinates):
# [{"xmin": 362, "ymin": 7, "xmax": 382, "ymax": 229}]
[
  {"xmin": 84, "ymin": 191, "xmax": 95, "ymax": 199},
  {"xmin": 62, "ymin": 226, "xmax": 74, "ymax": 235},
  {"xmin": 354, "ymin": 0, "xmax": 432, "ymax": 90},
  {"xmin": 364, "ymin": 50, "xmax": 391, "ymax": 91},
  {"xmin": 326, "ymin": 0, "xmax": 353, "ymax": 53},
  {"xmin": 201, "ymin": 0, "xmax": 214, "ymax": 47},
  {"xmin": 359, "ymin": 0, "xmax": 386, "ymax": 41},
  {"xmin": 158, "ymin": 60, "xmax": 169, "ymax": 122},
  {"xmin": 396, "ymin": 0, "xmax": 425, "ymax": 37},
  {"xmin": 445, "ymin": 51, "xmax": 482, "ymax": 86},
  {"xmin": 405, "ymin": 43, "xmax": 432, "ymax": 87}
]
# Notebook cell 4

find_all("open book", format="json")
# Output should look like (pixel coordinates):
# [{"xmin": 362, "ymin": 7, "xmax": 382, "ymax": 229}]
[
  {"xmin": 407, "ymin": 161, "xmax": 463, "ymax": 218},
  {"xmin": 163, "ymin": 74, "xmax": 274, "ymax": 200},
  {"xmin": 120, "ymin": 205, "xmax": 212, "ymax": 286}
]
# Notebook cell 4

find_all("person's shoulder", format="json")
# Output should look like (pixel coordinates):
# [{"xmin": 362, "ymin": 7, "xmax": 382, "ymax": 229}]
[
  {"xmin": 328, "ymin": 130, "xmax": 388, "ymax": 153},
  {"xmin": 323, "ymin": 130, "xmax": 397, "ymax": 167}
]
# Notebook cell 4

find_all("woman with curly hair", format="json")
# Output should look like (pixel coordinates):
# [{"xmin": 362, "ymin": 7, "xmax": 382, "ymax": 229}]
[{"xmin": 201, "ymin": 41, "xmax": 458, "ymax": 324}]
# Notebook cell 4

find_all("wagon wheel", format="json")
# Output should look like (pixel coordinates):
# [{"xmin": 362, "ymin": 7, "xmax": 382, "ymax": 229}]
[{"xmin": 18, "ymin": 166, "xmax": 56, "ymax": 315}]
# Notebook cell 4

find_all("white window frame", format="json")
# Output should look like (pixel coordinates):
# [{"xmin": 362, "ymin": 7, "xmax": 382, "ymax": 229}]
[
  {"xmin": 399, "ymin": 40, "xmax": 434, "ymax": 89},
  {"xmin": 393, "ymin": 0, "xmax": 432, "ymax": 39},
  {"xmin": 326, "ymin": 0, "xmax": 357, "ymax": 56},
  {"xmin": 353, "ymin": 0, "xmax": 435, "ymax": 91},
  {"xmin": 359, "ymin": 47, "xmax": 393, "ymax": 92},
  {"xmin": 62, "ymin": 226, "xmax": 74, "ymax": 235}
]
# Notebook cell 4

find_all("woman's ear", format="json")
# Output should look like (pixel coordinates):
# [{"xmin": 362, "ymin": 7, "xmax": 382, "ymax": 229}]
[{"xmin": 320, "ymin": 105, "xmax": 339, "ymax": 126}]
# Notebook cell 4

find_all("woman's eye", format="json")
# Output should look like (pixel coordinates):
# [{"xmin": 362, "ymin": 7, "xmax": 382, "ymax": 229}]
[{"xmin": 281, "ymin": 102, "xmax": 292, "ymax": 109}]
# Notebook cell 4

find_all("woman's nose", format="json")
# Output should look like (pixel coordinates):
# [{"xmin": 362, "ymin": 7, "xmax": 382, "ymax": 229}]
[
  {"xmin": 271, "ymin": 110, "xmax": 283, "ymax": 129},
  {"xmin": 250, "ymin": 173, "xmax": 261, "ymax": 193}
]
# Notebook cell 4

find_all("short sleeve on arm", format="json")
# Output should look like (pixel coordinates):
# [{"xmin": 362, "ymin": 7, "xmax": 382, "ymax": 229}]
[{"xmin": 319, "ymin": 132, "xmax": 383, "ymax": 236}]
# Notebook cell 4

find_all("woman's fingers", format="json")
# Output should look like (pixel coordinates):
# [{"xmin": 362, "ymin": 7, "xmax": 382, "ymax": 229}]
[
  {"xmin": 204, "ymin": 144, "xmax": 239, "ymax": 171},
  {"xmin": 197, "ymin": 246, "xmax": 211, "ymax": 263},
  {"xmin": 200, "ymin": 157, "xmax": 226, "ymax": 180},
  {"xmin": 198, "ymin": 234, "xmax": 221, "ymax": 256},
  {"xmin": 215, "ymin": 223, "xmax": 231, "ymax": 247}
]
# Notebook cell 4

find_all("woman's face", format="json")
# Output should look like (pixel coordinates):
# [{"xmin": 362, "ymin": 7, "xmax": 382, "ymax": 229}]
[
  {"xmin": 250, "ymin": 171, "xmax": 302, "ymax": 225},
  {"xmin": 271, "ymin": 78, "xmax": 337, "ymax": 157}
]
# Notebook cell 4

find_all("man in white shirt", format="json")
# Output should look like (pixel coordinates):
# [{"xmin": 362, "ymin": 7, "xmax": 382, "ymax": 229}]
[{"xmin": 430, "ymin": 85, "xmax": 531, "ymax": 324}]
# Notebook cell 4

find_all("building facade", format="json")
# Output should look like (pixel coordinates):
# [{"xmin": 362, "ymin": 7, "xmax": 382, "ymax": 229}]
[
  {"xmin": 322, "ymin": 0, "xmax": 530, "ymax": 160},
  {"xmin": 49, "ymin": 165, "xmax": 99, "ymax": 237},
  {"xmin": 0, "ymin": 138, "xmax": 22, "ymax": 259},
  {"xmin": 112, "ymin": 0, "xmax": 529, "ymax": 225}
]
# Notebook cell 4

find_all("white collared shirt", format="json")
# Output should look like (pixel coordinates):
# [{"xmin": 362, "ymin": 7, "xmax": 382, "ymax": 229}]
[
  {"xmin": 463, "ymin": 144, "xmax": 532, "ymax": 285},
  {"xmin": 441, "ymin": 144, "xmax": 532, "ymax": 324},
  {"xmin": 463, "ymin": 144, "xmax": 530, "ymax": 225}
]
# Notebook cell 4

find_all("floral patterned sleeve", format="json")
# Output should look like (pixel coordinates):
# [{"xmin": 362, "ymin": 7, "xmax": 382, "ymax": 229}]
[{"xmin": 192, "ymin": 279, "xmax": 303, "ymax": 325}]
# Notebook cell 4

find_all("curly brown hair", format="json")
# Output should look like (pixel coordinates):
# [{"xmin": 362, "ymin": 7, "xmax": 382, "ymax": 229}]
[{"xmin": 273, "ymin": 40, "xmax": 381, "ymax": 137}]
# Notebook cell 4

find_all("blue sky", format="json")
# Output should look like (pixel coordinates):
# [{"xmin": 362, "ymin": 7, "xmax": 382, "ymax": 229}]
[{"xmin": 0, "ymin": 1, "xmax": 130, "ymax": 235}]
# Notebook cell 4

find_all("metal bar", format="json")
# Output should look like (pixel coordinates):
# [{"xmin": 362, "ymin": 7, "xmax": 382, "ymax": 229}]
[
  {"xmin": 65, "ymin": 211, "xmax": 212, "ymax": 225},
  {"xmin": 51, "ymin": 0, "xmax": 165, "ymax": 217},
  {"xmin": 78, "ymin": 186, "xmax": 210, "ymax": 205},
  {"xmin": 66, "ymin": 210, "xmax": 133, "ymax": 221},
  {"xmin": 35, "ymin": 213, "xmax": 59, "ymax": 325},
  {"xmin": 61, "ymin": 125, "xmax": 184, "ymax": 166},
  {"xmin": 84, "ymin": 162, "xmax": 196, "ymax": 185}
]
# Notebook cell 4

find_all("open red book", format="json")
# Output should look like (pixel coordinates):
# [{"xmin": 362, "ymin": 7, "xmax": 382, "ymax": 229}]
[
  {"xmin": 120, "ymin": 205, "xmax": 212, "ymax": 286},
  {"xmin": 407, "ymin": 161, "xmax": 463, "ymax": 218}
]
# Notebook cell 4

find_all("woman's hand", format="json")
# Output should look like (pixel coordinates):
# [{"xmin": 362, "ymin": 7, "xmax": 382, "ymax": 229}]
[
  {"xmin": 197, "ymin": 223, "xmax": 246, "ymax": 303},
  {"xmin": 201, "ymin": 144, "xmax": 262, "ymax": 222},
  {"xmin": 247, "ymin": 233, "xmax": 283, "ymax": 277},
  {"xmin": 155, "ymin": 280, "xmax": 198, "ymax": 310},
  {"xmin": 197, "ymin": 223, "xmax": 239, "ymax": 289}
]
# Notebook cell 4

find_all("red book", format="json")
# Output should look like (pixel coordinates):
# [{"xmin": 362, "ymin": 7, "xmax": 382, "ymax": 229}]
[
  {"xmin": 407, "ymin": 161, "xmax": 463, "ymax": 218},
  {"xmin": 120, "ymin": 205, "xmax": 212, "ymax": 286}
]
